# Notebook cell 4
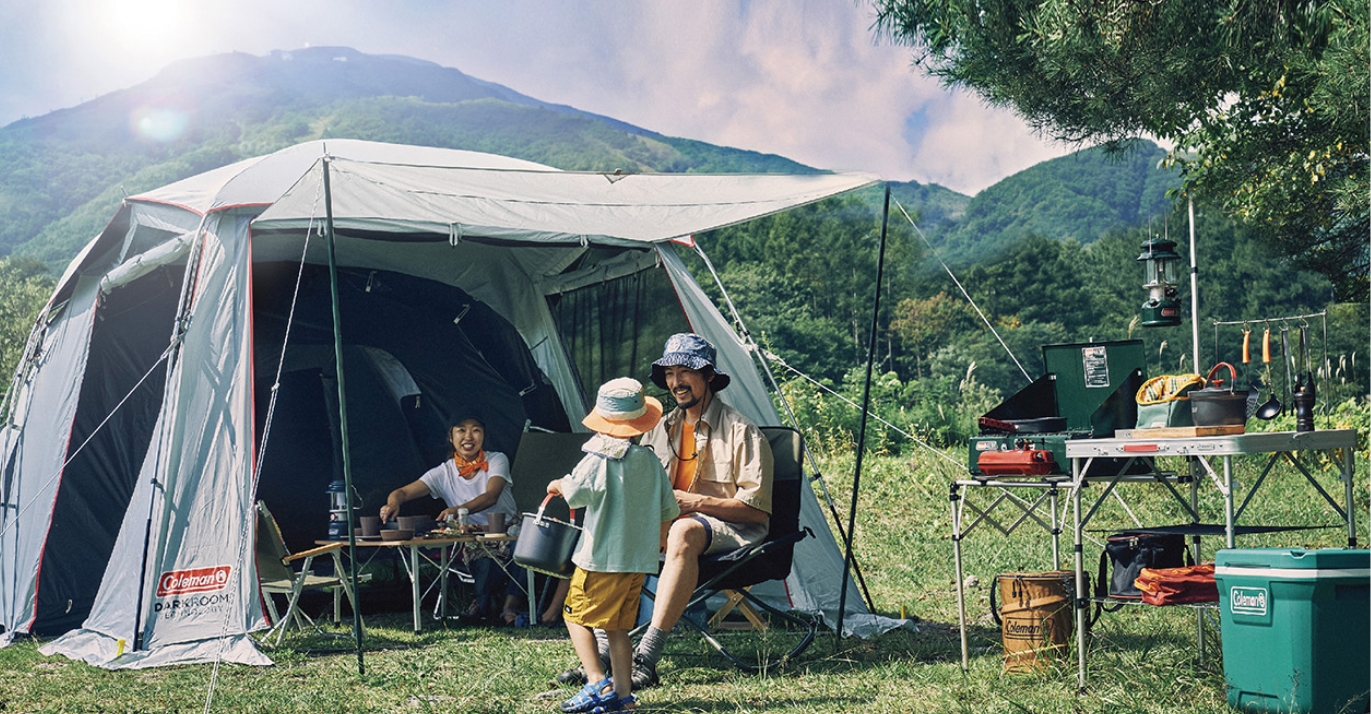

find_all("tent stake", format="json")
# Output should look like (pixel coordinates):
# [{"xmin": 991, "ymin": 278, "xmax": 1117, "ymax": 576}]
[
  {"xmin": 322, "ymin": 155, "xmax": 366, "ymax": 674},
  {"xmin": 836, "ymin": 183, "xmax": 890, "ymax": 644}
]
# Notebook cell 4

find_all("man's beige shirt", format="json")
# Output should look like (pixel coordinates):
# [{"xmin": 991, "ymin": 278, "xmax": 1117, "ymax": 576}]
[{"xmin": 643, "ymin": 396, "xmax": 774, "ymax": 518}]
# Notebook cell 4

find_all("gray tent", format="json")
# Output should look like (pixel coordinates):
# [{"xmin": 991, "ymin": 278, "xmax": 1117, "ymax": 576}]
[{"xmin": 0, "ymin": 139, "xmax": 900, "ymax": 668}]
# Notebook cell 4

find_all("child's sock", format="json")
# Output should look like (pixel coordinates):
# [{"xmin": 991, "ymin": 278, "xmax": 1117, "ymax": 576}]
[{"xmin": 594, "ymin": 629, "xmax": 611, "ymax": 664}]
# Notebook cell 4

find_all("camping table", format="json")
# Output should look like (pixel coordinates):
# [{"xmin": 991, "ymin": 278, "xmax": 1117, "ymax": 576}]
[
  {"xmin": 320, "ymin": 533, "xmax": 527, "ymax": 633},
  {"xmin": 1064, "ymin": 428, "xmax": 1358, "ymax": 691}
]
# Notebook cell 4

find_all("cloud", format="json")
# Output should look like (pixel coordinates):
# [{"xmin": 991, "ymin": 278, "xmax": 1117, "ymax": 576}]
[{"xmin": 0, "ymin": 0, "xmax": 1073, "ymax": 195}]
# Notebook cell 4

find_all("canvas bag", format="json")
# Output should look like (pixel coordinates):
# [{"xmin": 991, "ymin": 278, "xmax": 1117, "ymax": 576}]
[
  {"xmin": 1096, "ymin": 531, "xmax": 1189, "ymax": 601},
  {"xmin": 1135, "ymin": 374, "xmax": 1204, "ymax": 428}
]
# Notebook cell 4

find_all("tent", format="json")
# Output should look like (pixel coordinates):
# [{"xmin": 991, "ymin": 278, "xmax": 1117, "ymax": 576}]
[{"xmin": 0, "ymin": 139, "xmax": 901, "ymax": 669}]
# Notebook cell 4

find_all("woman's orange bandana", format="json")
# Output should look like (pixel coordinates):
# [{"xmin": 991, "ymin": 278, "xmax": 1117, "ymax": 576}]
[{"xmin": 453, "ymin": 450, "xmax": 489, "ymax": 478}]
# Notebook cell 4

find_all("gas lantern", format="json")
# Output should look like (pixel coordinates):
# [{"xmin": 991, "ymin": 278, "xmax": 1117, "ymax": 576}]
[
  {"xmin": 1138, "ymin": 236, "xmax": 1182, "ymax": 327},
  {"xmin": 325, "ymin": 479, "xmax": 350, "ymax": 540}
]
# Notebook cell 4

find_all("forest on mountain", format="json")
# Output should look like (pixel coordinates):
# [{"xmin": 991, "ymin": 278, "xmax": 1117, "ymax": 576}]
[{"xmin": 0, "ymin": 47, "xmax": 1362, "ymax": 453}]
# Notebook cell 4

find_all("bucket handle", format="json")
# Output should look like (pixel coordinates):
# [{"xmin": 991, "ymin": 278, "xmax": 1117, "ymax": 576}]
[
  {"xmin": 536, "ymin": 493, "xmax": 577, "ymax": 524},
  {"xmin": 1205, "ymin": 362, "xmax": 1237, "ymax": 392}
]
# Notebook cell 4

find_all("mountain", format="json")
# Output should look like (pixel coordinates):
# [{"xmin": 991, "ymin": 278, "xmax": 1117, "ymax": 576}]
[
  {"xmin": 927, "ymin": 140, "xmax": 1179, "ymax": 266},
  {"xmin": 1, "ymin": 46, "xmax": 1172, "ymax": 275},
  {"xmin": 0, "ymin": 46, "xmax": 854, "ymax": 267}
]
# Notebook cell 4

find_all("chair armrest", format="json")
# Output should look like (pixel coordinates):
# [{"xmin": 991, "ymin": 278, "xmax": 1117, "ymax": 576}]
[{"xmin": 284, "ymin": 541, "xmax": 344, "ymax": 564}]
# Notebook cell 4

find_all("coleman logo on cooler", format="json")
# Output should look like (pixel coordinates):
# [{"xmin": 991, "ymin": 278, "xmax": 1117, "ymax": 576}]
[
  {"xmin": 157, "ymin": 566, "xmax": 232, "ymax": 597},
  {"xmin": 1230, "ymin": 586, "xmax": 1268, "ymax": 616}
]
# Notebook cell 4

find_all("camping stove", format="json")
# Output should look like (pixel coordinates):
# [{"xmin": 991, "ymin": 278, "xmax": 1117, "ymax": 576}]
[{"xmin": 969, "ymin": 341, "xmax": 1147, "ymax": 478}]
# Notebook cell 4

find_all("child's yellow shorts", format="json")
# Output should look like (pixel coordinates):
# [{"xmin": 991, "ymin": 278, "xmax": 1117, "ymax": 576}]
[{"xmin": 563, "ymin": 568, "xmax": 645, "ymax": 630}]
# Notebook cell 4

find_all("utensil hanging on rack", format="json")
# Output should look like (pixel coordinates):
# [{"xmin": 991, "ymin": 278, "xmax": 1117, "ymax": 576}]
[
  {"xmin": 1255, "ymin": 325, "xmax": 1281, "ymax": 420},
  {"xmin": 1292, "ymin": 322, "xmax": 1316, "ymax": 431},
  {"xmin": 1242, "ymin": 326, "xmax": 1260, "ymax": 417},
  {"xmin": 1280, "ymin": 324, "xmax": 1294, "ymax": 416}
]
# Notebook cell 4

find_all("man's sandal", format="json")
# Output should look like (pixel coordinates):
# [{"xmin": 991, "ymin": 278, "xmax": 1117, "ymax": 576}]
[{"xmin": 559, "ymin": 676, "xmax": 615, "ymax": 714}]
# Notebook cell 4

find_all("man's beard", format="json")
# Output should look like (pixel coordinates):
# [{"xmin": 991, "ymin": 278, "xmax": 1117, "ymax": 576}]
[{"xmin": 673, "ymin": 390, "xmax": 702, "ymax": 411}]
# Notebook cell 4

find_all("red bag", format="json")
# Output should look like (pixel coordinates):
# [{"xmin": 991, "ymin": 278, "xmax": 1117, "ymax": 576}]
[
  {"xmin": 977, "ymin": 445, "xmax": 1055, "ymax": 476},
  {"xmin": 1134, "ymin": 563, "xmax": 1218, "ymax": 606}
]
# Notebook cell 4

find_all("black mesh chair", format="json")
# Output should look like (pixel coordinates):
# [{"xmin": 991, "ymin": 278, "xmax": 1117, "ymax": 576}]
[{"xmin": 640, "ymin": 426, "xmax": 817, "ymax": 672}]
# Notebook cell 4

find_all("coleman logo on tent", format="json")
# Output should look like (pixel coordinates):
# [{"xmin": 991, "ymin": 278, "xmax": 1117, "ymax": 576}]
[{"xmin": 156, "ymin": 566, "xmax": 232, "ymax": 597}]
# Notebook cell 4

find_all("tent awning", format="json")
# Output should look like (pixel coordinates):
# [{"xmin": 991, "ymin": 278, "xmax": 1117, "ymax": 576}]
[{"xmin": 252, "ymin": 157, "xmax": 879, "ymax": 247}]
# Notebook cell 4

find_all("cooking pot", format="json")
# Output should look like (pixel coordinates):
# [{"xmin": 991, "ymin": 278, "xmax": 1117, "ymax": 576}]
[
  {"xmin": 512, "ymin": 495, "xmax": 582, "ymax": 578},
  {"xmin": 1190, "ymin": 362, "xmax": 1247, "ymax": 428}
]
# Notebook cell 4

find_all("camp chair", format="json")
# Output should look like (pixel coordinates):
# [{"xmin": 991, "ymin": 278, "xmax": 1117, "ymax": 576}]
[
  {"xmin": 640, "ymin": 425, "xmax": 817, "ymax": 672},
  {"xmin": 255, "ymin": 501, "xmax": 362, "ymax": 646}
]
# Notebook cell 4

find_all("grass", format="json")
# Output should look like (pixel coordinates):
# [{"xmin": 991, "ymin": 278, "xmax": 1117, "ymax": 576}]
[{"xmin": 1, "ymin": 435, "xmax": 1366, "ymax": 713}]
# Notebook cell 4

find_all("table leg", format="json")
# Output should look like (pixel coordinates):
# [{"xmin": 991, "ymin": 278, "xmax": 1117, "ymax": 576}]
[
  {"xmin": 1073, "ymin": 458, "xmax": 1087, "ymax": 693},
  {"xmin": 440, "ymin": 545, "xmax": 450, "ymax": 621},
  {"xmin": 950, "ymin": 483, "xmax": 969, "ymax": 671},
  {"xmin": 411, "ymin": 545, "xmax": 421, "ymax": 634},
  {"xmin": 1343, "ymin": 446, "xmax": 1358, "ymax": 547}
]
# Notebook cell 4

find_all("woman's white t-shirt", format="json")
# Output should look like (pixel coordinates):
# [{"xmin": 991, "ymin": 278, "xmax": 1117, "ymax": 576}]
[{"xmin": 418, "ymin": 451, "xmax": 517, "ymax": 526}]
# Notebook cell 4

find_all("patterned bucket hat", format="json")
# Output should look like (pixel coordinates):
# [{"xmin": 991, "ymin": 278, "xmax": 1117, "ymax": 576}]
[{"xmin": 650, "ymin": 333, "xmax": 730, "ymax": 391}]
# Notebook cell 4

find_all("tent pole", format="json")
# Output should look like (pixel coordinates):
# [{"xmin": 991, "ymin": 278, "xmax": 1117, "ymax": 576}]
[
  {"xmin": 836, "ymin": 183, "xmax": 890, "ymax": 644},
  {"xmin": 691, "ymin": 242, "xmax": 878, "ymax": 612},
  {"xmin": 322, "ymin": 156, "xmax": 366, "ymax": 674}
]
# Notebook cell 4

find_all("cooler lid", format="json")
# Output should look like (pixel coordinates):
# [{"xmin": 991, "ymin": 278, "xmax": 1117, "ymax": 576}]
[{"xmin": 1216, "ymin": 548, "xmax": 1371, "ymax": 572}]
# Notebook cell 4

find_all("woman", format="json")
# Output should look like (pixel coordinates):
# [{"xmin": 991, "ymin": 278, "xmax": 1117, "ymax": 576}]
[{"xmin": 380, "ymin": 414, "xmax": 518, "ymax": 621}]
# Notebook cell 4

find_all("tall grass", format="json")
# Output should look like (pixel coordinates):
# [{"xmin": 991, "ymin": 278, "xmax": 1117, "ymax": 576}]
[{"xmin": 1, "ymin": 426, "xmax": 1366, "ymax": 713}]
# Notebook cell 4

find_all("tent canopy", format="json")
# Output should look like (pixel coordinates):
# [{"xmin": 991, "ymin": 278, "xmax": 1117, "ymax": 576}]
[{"xmin": 0, "ymin": 139, "xmax": 896, "ymax": 670}]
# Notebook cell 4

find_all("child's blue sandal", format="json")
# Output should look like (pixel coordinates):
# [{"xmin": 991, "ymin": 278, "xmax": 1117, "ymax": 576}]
[
  {"xmin": 590, "ymin": 694, "xmax": 638, "ymax": 713},
  {"xmin": 560, "ymin": 677, "xmax": 615, "ymax": 714}
]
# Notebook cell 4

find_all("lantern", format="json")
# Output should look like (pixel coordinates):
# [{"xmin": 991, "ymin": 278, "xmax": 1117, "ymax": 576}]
[
  {"xmin": 1138, "ymin": 237, "xmax": 1182, "ymax": 327},
  {"xmin": 326, "ymin": 479, "xmax": 350, "ymax": 540}
]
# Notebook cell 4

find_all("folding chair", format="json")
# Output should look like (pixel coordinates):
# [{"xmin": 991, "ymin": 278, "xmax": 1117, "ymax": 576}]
[
  {"xmin": 641, "ymin": 426, "xmax": 818, "ymax": 672},
  {"xmin": 255, "ymin": 500, "xmax": 362, "ymax": 646}
]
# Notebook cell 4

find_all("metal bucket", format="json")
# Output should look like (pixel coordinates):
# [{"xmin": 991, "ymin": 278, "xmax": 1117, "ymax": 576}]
[
  {"xmin": 1191, "ymin": 362, "xmax": 1247, "ymax": 427},
  {"xmin": 512, "ymin": 495, "xmax": 582, "ymax": 578},
  {"xmin": 993, "ymin": 570, "xmax": 1075, "ymax": 672}
]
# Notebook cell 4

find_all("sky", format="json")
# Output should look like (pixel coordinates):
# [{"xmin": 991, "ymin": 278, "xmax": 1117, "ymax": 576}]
[{"xmin": 0, "ymin": 0, "xmax": 1075, "ymax": 195}]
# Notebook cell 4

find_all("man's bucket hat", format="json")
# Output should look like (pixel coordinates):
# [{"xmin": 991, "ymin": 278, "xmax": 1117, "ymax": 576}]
[{"xmin": 650, "ymin": 333, "xmax": 730, "ymax": 391}]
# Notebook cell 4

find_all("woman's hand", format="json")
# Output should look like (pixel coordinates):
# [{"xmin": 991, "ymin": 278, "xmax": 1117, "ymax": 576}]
[{"xmin": 546, "ymin": 479, "xmax": 563, "ymax": 497}]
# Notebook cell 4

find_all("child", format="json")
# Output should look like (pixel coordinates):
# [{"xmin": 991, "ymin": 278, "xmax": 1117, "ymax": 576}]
[{"xmin": 547, "ymin": 378, "xmax": 679, "ymax": 713}]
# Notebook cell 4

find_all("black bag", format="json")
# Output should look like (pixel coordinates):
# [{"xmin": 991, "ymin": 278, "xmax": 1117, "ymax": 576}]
[{"xmin": 1097, "ymin": 532, "xmax": 1189, "ymax": 601}]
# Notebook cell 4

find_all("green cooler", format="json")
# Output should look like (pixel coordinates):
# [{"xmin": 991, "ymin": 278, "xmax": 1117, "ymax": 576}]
[{"xmin": 1215, "ymin": 548, "xmax": 1370, "ymax": 714}]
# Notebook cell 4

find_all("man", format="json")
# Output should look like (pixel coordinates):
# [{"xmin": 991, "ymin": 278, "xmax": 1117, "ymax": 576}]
[{"xmin": 633, "ymin": 333, "xmax": 774, "ymax": 687}]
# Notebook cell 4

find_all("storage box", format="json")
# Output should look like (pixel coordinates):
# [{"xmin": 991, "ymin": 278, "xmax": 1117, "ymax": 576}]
[{"xmin": 1215, "ymin": 548, "xmax": 1370, "ymax": 714}]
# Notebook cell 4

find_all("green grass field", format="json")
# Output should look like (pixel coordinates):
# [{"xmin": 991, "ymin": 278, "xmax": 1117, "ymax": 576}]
[{"xmin": 2, "ymin": 432, "xmax": 1366, "ymax": 713}]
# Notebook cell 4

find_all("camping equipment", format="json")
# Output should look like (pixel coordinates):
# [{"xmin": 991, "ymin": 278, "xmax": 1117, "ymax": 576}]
[
  {"xmin": 1242, "ymin": 327, "xmax": 1260, "ymax": 417},
  {"xmin": 1134, "ymin": 373, "xmax": 1203, "ymax": 429},
  {"xmin": 991, "ymin": 570, "xmax": 1076, "ymax": 672},
  {"xmin": 380, "ymin": 529, "xmax": 414, "ymax": 541},
  {"xmin": 326, "ymin": 480, "xmax": 351, "ymax": 540},
  {"xmin": 1134, "ymin": 563, "xmax": 1218, "ymax": 606},
  {"xmin": 1137, "ymin": 236, "xmax": 1182, "ymax": 327},
  {"xmin": 1255, "ymin": 326, "xmax": 1282, "ymax": 419},
  {"xmin": 975, "ymin": 440, "xmax": 1055, "ymax": 477},
  {"xmin": 512, "ymin": 495, "xmax": 581, "ymax": 578},
  {"xmin": 1098, "ymin": 531, "xmax": 1188, "ymax": 600},
  {"xmin": 969, "ymin": 340, "xmax": 1147, "ymax": 478},
  {"xmin": 1189, "ymin": 362, "xmax": 1246, "ymax": 428},
  {"xmin": 1217, "ymin": 548, "xmax": 1370, "ymax": 714},
  {"xmin": 1292, "ymin": 323, "xmax": 1317, "ymax": 432},
  {"xmin": 0, "ymin": 140, "xmax": 898, "ymax": 670}
]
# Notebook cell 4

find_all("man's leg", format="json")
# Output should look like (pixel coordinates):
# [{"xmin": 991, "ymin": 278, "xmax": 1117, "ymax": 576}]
[{"xmin": 633, "ymin": 518, "xmax": 708, "ymax": 685}]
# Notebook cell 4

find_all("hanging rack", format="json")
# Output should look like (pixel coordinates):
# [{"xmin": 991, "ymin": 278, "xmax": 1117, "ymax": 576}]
[{"xmin": 1211, "ymin": 311, "xmax": 1329, "ymax": 426}]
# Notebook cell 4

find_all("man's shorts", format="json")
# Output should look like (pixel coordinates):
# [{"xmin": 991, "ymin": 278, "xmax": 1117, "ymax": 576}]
[
  {"xmin": 687, "ymin": 513, "xmax": 769, "ymax": 555},
  {"xmin": 563, "ymin": 569, "xmax": 646, "ymax": 630}
]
